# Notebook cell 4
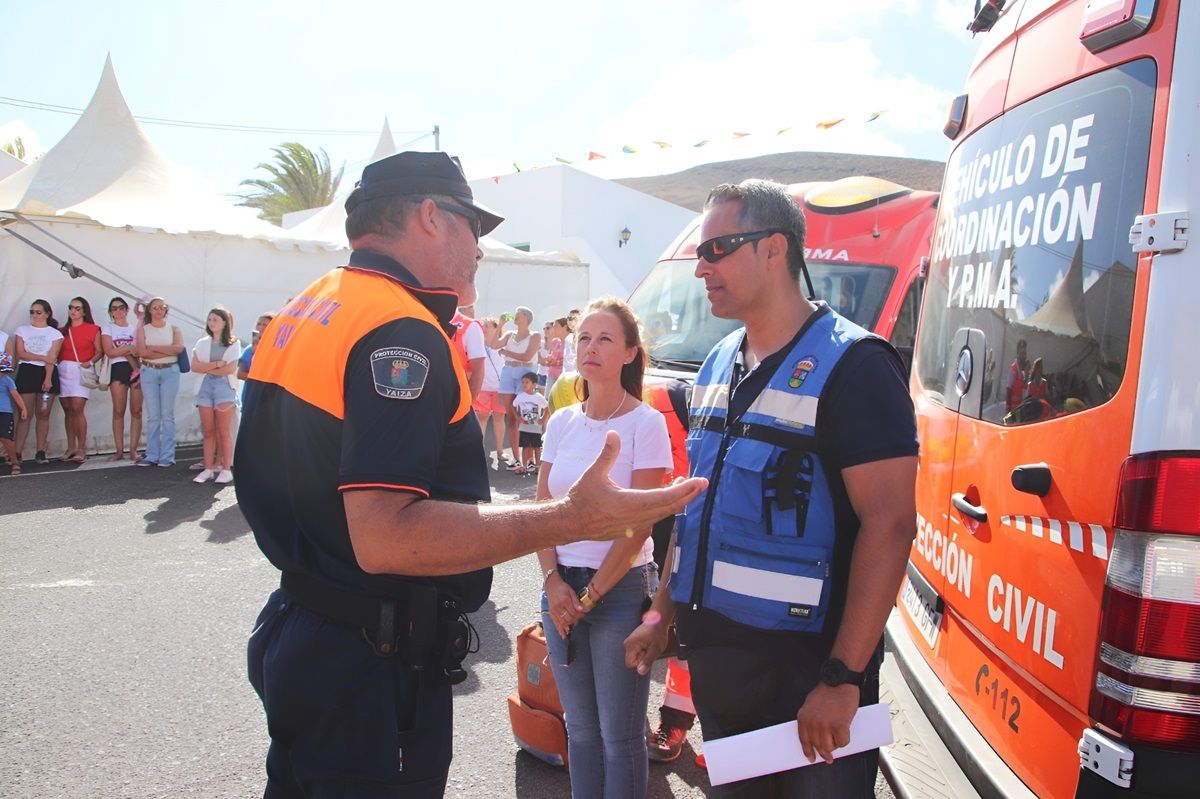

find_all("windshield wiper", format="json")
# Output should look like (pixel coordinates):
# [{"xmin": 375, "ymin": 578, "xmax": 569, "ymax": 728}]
[{"xmin": 648, "ymin": 355, "xmax": 702, "ymax": 371}]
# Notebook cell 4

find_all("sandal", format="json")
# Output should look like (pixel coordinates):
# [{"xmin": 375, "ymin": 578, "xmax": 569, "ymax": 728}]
[
  {"xmin": 59, "ymin": 450, "xmax": 78, "ymax": 462},
  {"xmin": 106, "ymin": 453, "xmax": 126, "ymax": 462},
  {"xmin": 9, "ymin": 464, "xmax": 20, "ymax": 476},
  {"xmin": 70, "ymin": 454, "xmax": 87, "ymax": 464}
]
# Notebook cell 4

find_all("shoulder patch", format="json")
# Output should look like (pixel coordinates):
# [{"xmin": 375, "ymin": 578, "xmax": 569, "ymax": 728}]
[
  {"xmin": 788, "ymin": 356, "xmax": 819, "ymax": 389},
  {"xmin": 370, "ymin": 347, "xmax": 430, "ymax": 399}
]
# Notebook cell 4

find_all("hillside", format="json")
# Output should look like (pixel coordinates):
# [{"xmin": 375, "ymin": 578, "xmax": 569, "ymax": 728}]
[{"xmin": 616, "ymin": 151, "xmax": 946, "ymax": 211}]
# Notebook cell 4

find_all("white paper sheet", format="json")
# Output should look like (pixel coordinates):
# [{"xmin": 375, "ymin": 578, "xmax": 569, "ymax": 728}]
[{"xmin": 703, "ymin": 702, "xmax": 894, "ymax": 786}]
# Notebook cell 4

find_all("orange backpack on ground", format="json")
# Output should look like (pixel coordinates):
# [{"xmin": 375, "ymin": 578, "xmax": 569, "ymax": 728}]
[{"xmin": 507, "ymin": 621, "xmax": 569, "ymax": 768}]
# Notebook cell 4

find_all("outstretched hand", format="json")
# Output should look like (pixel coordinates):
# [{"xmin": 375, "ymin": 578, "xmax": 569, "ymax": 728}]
[{"xmin": 563, "ymin": 430, "xmax": 706, "ymax": 543}]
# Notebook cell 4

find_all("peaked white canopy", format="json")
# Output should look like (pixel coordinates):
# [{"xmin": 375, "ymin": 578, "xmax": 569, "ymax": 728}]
[
  {"xmin": 0, "ymin": 56, "xmax": 288, "ymax": 239},
  {"xmin": 0, "ymin": 149, "xmax": 23, "ymax": 181},
  {"xmin": 287, "ymin": 118, "xmax": 399, "ymax": 243}
]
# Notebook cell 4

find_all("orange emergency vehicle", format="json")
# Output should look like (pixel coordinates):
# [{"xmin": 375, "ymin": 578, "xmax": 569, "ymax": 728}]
[
  {"xmin": 889, "ymin": 2, "xmax": 1198, "ymax": 798},
  {"xmin": 628, "ymin": 175, "xmax": 938, "ymax": 378}
]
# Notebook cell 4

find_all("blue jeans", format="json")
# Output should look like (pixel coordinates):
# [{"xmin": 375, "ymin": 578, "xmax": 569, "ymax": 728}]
[
  {"xmin": 542, "ymin": 564, "xmax": 657, "ymax": 799},
  {"xmin": 141, "ymin": 365, "xmax": 179, "ymax": 464}
]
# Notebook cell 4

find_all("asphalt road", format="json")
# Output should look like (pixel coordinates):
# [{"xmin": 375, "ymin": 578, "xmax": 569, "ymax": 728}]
[{"xmin": 0, "ymin": 449, "xmax": 892, "ymax": 798}]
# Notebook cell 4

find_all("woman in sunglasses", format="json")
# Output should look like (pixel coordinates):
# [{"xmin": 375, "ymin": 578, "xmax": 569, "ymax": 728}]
[
  {"xmin": 57, "ymin": 296, "xmax": 103, "ymax": 463},
  {"xmin": 101, "ymin": 296, "xmax": 143, "ymax": 461},
  {"xmin": 13, "ymin": 299, "xmax": 63, "ymax": 464},
  {"xmin": 135, "ymin": 297, "xmax": 184, "ymax": 467}
]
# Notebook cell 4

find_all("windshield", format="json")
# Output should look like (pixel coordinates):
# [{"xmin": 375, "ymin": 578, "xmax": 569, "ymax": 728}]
[{"xmin": 628, "ymin": 258, "xmax": 897, "ymax": 367}]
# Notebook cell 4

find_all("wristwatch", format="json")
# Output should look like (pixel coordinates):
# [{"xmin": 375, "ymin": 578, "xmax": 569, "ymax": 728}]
[{"xmin": 820, "ymin": 658, "xmax": 866, "ymax": 687}]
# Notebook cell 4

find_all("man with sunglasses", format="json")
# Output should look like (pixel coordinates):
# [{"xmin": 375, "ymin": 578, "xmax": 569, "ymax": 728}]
[
  {"xmin": 626, "ymin": 179, "xmax": 917, "ymax": 796},
  {"xmin": 235, "ymin": 150, "xmax": 706, "ymax": 798}
]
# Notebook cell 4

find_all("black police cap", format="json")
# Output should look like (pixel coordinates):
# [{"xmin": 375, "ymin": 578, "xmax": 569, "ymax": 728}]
[{"xmin": 344, "ymin": 151, "xmax": 504, "ymax": 236}]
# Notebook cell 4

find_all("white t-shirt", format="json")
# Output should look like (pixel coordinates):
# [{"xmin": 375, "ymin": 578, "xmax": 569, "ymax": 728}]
[
  {"xmin": 101, "ymin": 322, "xmax": 138, "ymax": 364},
  {"xmin": 543, "ymin": 401, "xmax": 672, "ymax": 569},
  {"xmin": 513, "ymin": 390, "xmax": 549, "ymax": 433},
  {"xmin": 563, "ymin": 333, "xmax": 577, "ymax": 372},
  {"xmin": 461, "ymin": 320, "xmax": 486, "ymax": 361},
  {"xmin": 480, "ymin": 347, "xmax": 503, "ymax": 393},
  {"xmin": 15, "ymin": 324, "xmax": 64, "ymax": 365}
]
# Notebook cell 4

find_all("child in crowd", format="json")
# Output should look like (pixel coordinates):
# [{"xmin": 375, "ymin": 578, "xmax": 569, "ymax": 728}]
[
  {"xmin": 513, "ymin": 371, "xmax": 548, "ymax": 475},
  {"xmin": 1, "ymin": 357, "xmax": 29, "ymax": 475}
]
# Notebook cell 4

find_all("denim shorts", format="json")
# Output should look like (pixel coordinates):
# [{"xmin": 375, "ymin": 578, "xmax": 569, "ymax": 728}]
[
  {"xmin": 499, "ymin": 364, "xmax": 528, "ymax": 395},
  {"xmin": 195, "ymin": 375, "xmax": 238, "ymax": 408}
]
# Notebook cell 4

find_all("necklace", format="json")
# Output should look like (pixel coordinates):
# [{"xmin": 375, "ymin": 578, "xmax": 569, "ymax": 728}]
[{"xmin": 582, "ymin": 392, "xmax": 627, "ymax": 432}]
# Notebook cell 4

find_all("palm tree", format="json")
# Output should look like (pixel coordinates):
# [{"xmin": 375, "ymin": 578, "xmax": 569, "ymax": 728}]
[
  {"xmin": 2, "ymin": 137, "xmax": 26, "ymax": 160},
  {"xmin": 238, "ymin": 142, "xmax": 343, "ymax": 225}
]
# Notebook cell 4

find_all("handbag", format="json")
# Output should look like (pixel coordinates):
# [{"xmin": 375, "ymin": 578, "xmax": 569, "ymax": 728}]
[
  {"xmin": 176, "ymin": 329, "xmax": 191, "ymax": 374},
  {"xmin": 68, "ymin": 328, "xmax": 101, "ymax": 390},
  {"xmin": 96, "ymin": 354, "xmax": 113, "ymax": 391}
]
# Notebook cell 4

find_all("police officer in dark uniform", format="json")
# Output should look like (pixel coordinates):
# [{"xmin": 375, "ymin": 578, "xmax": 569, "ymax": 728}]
[
  {"xmin": 626, "ymin": 179, "xmax": 918, "ymax": 797},
  {"xmin": 235, "ymin": 151, "xmax": 706, "ymax": 798}
]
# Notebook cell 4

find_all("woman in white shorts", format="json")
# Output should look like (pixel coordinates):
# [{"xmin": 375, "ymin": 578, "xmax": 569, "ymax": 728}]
[
  {"xmin": 57, "ymin": 296, "xmax": 103, "ymax": 462},
  {"xmin": 190, "ymin": 307, "xmax": 241, "ymax": 484}
]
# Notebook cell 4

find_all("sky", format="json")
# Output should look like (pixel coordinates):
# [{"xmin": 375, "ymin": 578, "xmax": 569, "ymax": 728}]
[{"xmin": 0, "ymin": 0, "xmax": 982, "ymax": 199}]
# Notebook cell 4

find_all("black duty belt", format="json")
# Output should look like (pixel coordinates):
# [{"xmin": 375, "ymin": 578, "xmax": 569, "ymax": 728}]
[{"xmin": 280, "ymin": 571, "xmax": 469, "ymax": 681}]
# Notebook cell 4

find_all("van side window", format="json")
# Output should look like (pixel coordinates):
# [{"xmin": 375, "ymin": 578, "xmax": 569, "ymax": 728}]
[
  {"xmin": 915, "ymin": 59, "xmax": 1155, "ymax": 425},
  {"xmin": 888, "ymin": 275, "xmax": 924, "ymax": 375}
]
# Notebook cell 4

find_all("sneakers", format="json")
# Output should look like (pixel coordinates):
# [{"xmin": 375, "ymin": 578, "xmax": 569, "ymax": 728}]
[
  {"xmin": 193, "ymin": 469, "xmax": 215, "ymax": 483},
  {"xmin": 505, "ymin": 459, "xmax": 521, "ymax": 471},
  {"xmin": 647, "ymin": 722, "xmax": 688, "ymax": 763},
  {"xmin": 490, "ymin": 454, "xmax": 499, "ymax": 471},
  {"xmin": 214, "ymin": 469, "xmax": 234, "ymax": 484},
  {"xmin": 35, "ymin": 450, "xmax": 48, "ymax": 465},
  {"xmin": 157, "ymin": 461, "xmax": 175, "ymax": 468},
  {"xmin": 135, "ymin": 458, "xmax": 155, "ymax": 467}
]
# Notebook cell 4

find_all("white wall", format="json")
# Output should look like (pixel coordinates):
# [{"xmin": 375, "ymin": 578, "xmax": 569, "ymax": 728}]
[
  {"xmin": 469, "ymin": 166, "xmax": 694, "ymax": 299},
  {"xmin": 0, "ymin": 218, "xmax": 590, "ymax": 454}
]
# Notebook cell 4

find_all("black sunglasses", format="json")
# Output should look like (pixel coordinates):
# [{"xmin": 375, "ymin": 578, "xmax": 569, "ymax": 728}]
[
  {"xmin": 69, "ymin": 304, "xmax": 84, "ymax": 311},
  {"xmin": 696, "ymin": 229, "xmax": 789, "ymax": 263},
  {"xmin": 432, "ymin": 199, "xmax": 482, "ymax": 242}
]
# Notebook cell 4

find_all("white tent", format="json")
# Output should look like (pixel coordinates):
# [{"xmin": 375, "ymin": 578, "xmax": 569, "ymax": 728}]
[
  {"xmin": 0, "ymin": 149, "xmax": 23, "ymax": 181},
  {"xmin": 0, "ymin": 57, "xmax": 345, "ymax": 455}
]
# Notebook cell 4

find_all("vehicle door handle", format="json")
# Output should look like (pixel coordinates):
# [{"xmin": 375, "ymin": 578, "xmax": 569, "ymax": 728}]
[{"xmin": 952, "ymin": 492, "xmax": 988, "ymax": 522}]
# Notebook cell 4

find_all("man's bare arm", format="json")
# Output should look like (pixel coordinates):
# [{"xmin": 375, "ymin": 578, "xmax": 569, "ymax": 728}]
[
  {"xmin": 346, "ymin": 431, "xmax": 707, "ymax": 576},
  {"xmin": 796, "ymin": 454, "xmax": 917, "ymax": 763}
]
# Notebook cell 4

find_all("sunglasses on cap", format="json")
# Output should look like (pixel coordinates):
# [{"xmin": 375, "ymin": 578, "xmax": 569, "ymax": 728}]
[
  {"xmin": 696, "ymin": 229, "xmax": 789, "ymax": 264},
  {"xmin": 432, "ymin": 199, "xmax": 481, "ymax": 242}
]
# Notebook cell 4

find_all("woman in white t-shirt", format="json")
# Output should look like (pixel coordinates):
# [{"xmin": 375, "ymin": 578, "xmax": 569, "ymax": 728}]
[
  {"xmin": 13, "ymin": 299, "xmax": 64, "ymax": 464},
  {"xmin": 535, "ymin": 297, "xmax": 671, "ymax": 799},
  {"xmin": 101, "ymin": 296, "xmax": 143, "ymax": 461},
  {"xmin": 473, "ymin": 316, "xmax": 509, "ymax": 469},
  {"xmin": 189, "ymin": 307, "xmax": 241, "ymax": 484}
]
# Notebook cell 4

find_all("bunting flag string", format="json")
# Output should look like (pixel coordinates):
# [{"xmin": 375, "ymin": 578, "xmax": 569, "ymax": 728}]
[{"xmin": 492, "ymin": 109, "xmax": 892, "ymax": 181}]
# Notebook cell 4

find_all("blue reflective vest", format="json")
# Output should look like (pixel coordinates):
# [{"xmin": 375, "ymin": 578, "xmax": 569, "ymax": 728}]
[{"xmin": 670, "ymin": 308, "xmax": 873, "ymax": 633}]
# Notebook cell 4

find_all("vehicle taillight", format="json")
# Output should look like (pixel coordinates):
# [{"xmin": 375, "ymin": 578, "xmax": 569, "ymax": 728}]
[{"xmin": 1090, "ymin": 453, "xmax": 1200, "ymax": 752}]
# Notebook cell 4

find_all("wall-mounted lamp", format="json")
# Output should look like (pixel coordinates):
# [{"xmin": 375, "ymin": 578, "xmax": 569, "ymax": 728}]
[{"xmin": 619, "ymin": 227, "xmax": 632, "ymax": 248}]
